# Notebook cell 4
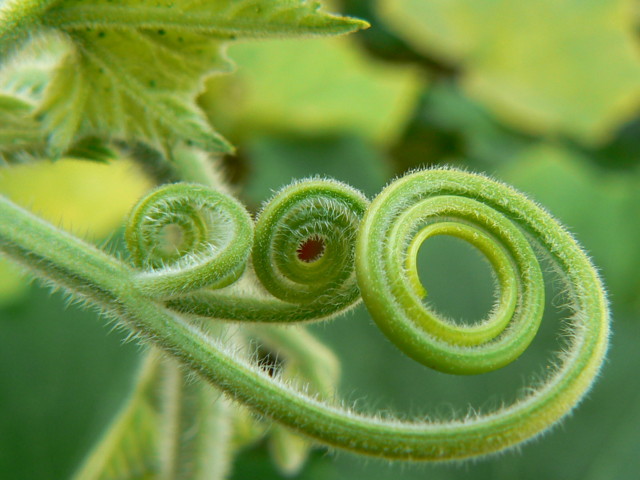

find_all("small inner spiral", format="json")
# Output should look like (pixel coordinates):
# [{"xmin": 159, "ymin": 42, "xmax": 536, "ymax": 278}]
[
  {"xmin": 296, "ymin": 236, "xmax": 325, "ymax": 263},
  {"xmin": 252, "ymin": 179, "xmax": 368, "ymax": 305}
]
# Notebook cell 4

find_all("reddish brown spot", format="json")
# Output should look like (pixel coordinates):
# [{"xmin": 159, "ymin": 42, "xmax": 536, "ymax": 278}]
[{"xmin": 297, "ymin": 237, "xmax": 325, "ymax": 263}]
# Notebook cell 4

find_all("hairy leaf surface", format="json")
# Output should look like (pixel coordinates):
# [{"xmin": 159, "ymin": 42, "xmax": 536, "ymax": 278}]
[{"xmin": 0, "ymin": 0, "xmax": 367, "ymax": 156}]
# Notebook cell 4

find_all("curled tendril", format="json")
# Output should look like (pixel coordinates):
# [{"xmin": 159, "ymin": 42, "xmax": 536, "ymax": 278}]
[
  {"xmin": 252, "ymin": 178, "xmax": 367, "ymax": 305},
  {"xmin": 129, "ymin": 179, "xmax": 369, "ymax": 322},
  {"xmin": 356, "ymin": 169, "xmax": 546, "ymax": 375},
  {"xmin": 125, "ymin": 183, "xmax": 253, "ymax": 298},
  {"xmin": 118, "ymin": 168, "xmax": 609, "ymax": 460}
]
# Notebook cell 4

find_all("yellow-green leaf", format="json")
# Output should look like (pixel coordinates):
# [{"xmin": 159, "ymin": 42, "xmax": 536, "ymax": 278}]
[
  {"xmin": 201, "ymin": 36, "xmax": 420, "ymax": 145},
  {"xmin": 0, "ymin": 93, "xmax": 44, "ymax": 163},
  {"xmin": 0, "ymin": 157, "xmax": 151, "ymax": 238},
  {"xmin": 380, "ymin": 0, "xmax": 640, "ymax": 144}
]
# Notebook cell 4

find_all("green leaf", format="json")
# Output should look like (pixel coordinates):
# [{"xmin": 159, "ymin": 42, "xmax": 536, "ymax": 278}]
[
  {"xmin": 73, "ymin": 351, "xmax": 235, "ymax": 480},
  {"xmin": 380, "ymin": 0, "xmax": 640, "ymax": 144},
  {"xmin": 72, "ymin": 352, "xmax": 163, "ymax": 480},
  {"xmin": 38, "ymin": 31, "xmax": 234, "ymax": 156},
  {"xmin": 389, "ymin": 82, "xmax": 536, "ymax": 172},
  {"xmin": 0, "ymin": 92, "xmax": 45, "ymax": 163},
  {"xmin": 157, "ymin": 358, "xmax": 235, "ymax": 480},
  {"xmin": 201, "ymin": 35, "xmax": 419, "ymax": 145},
  {"xmin": 243, "ymin": 134, "xmax": 390, "ymax": 204},
  {"xmin": 0, "ymin": 258, "xmax": 28, "ymax": 306},
  {"xmin": 0, "ymin": 0, "xmax": 367, "ymax": 157},
  {"xmin": 0, "ymin": 36, "xmax": 116, "ymax": 163}
]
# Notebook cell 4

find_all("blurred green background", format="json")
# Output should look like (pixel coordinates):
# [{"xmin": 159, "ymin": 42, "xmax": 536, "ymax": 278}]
[{"xmin": 1, "ymin": 0, "xmax": 640, "ymax": 478}]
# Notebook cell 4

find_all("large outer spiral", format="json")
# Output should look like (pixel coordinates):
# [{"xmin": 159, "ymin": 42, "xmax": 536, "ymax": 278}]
[
  {"xmin": 356, "ymin": 169, "xmax": 586, "ymax": 375},
  {"xmin": 125, "ymin": 183, "xmax": 253, "ymax": 298}
]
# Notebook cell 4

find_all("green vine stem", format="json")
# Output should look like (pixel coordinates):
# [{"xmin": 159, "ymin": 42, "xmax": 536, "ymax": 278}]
[{"xmin": 0, "ymin": 168, "xmax": 609, "ymax": 461}]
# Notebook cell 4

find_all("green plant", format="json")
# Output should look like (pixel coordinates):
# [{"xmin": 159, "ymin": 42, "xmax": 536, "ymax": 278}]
[{"xmin": 0, "ymin": 1, "xmax": 610, "ymax": 479}]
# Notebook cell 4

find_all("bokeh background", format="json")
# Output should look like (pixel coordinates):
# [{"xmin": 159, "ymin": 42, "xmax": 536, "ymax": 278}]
[{"xmin": 1, "ymin": 0, "xmax": 640, "ymax": 478}]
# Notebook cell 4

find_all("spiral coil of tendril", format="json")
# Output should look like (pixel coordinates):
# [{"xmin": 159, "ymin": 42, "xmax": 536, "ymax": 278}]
[
  {"xmin": 252, "ymin": 178, "xmax": 368, "ymax": 307},
  {"xmin": 123, "ymin": 168, "xmax": 609, "ymax": 460},
  {"xmin": 128, "ymin": 178, "xmax": 369, "ymax": 323},
  {"xmin": 356, "ymin": 169, "xmax": 546, "ymax": 375},
  {"xmin": 125, "ymin": 183, "xmax": 253, "ymax": 298}
]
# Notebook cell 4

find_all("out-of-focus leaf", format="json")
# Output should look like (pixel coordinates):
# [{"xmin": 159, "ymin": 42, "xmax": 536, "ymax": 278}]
[
  {"xmin": 390, "ymin": 82, "xmax": 535, "ymax": 172},
  {"xmin": 72, "ymin": 352, "xmax": 162, "ymax": 480},
  {"xmin": 0, "ymin": 259, "xmax": 27, "ymax": 306},
  {"xmin": 380, "ymin": 0, "xmax": 640, "ymax": 144},
  {"xmin": 74, "ymin": 349, "xmax": 237, "ymax": 480},
  {"xmin": 202, "ymin": 36, "xmax": 421, "ymax": 146},
  {"xmin": 0, "ymin": 286, "xmax": 143, "ymax": 480},
  {"xmin": 414, "ymin": 82, "xmax": 535, "ymax": 164},
  {"xmin": 340, "ymin": 0, "xmax": 458, "ymax": 74},
  {"xmin": 0, "ymin": 157, "xmax": 151, "ymax": 239},
  {"xmin": 584, "ymin": 115, "xmax": 640, "ymax": 171}
]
